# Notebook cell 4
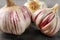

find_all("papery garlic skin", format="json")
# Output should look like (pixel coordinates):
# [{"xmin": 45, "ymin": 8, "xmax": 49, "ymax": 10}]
[
  {"xmin": 24, "ymin": 0, "xmax": 47, "ymax": 14},
  {"xmin": 32, "ymin": 4, "xmax": 60, "ymax": 36},
  {"xmin": 0, "ymin": 3, "xmax": 31, "ymax": 35}
]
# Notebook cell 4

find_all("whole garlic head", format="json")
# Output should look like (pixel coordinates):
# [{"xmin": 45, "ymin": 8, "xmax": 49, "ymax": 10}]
[
  {"xmin": 32, "ymin": 4, "xmax": 60, "ymax": 36},
  {"xmin": 24, "ymin": 0, "xmax": 47, "ymax": 14},
  {"xmin": 0, "ymin": 0, "xmax": 31, "ymax": 35}
]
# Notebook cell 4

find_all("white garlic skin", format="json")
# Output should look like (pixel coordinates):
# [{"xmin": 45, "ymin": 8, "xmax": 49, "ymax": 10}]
[
  {"xmin": 0, "ymin": 6, "xmax": 31, "ymax": 35},
  {"xmin": 24, "ymin": 0, "xmax": 47, "ymax": 13},
  {"xmin": 32, "ymin": 8, "xmax": 60, "ymax": 36}
]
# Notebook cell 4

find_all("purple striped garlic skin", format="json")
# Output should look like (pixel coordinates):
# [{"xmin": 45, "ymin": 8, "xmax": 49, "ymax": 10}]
[
  {"xmin": 0, "ymin": 0, "xmax": 31, "ymax": 35},
  {"xmin": 0, "ymin": 6, "xmax": 31, "ymax": 35},
  {"xmin": 32, "ymin": 4, "xmax": 59, "ymax": 36}
]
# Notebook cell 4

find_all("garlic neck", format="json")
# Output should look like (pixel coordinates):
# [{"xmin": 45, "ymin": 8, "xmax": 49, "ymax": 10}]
[
  {"xmin": 51, "ymin": 4, "xmax": 59, "ymax": 13},
  {"xmin": 6, "ymin": 0, "xmax": 16, "ymax": 7}
]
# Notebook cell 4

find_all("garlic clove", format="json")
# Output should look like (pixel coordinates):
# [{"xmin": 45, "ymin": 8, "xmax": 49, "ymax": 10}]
[{"xmin": 39, "ymin": 12, "xmax": 55, "ymax": 28}]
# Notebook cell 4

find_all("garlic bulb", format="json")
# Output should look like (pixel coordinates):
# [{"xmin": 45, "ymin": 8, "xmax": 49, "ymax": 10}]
[
  {"xmin": 0, "ymin": 0, "xmax": 31, "ymax": 35},
  {"xmin": 32, "ymin": 4, "xmax": 60, "ymax": 36},
  {"xmin": 24, "ymin": 0, "xmax": 47, "ymax": 13}
]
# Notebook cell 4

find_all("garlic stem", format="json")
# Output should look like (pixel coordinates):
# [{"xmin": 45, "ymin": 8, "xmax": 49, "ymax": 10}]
[
  {"xmin": 51, "ymin": 4, "xmax": 59, "ymax": 13},
  {"xmin": 6, "ymin": 0, "xmax": 16, "ymax": 6}
]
